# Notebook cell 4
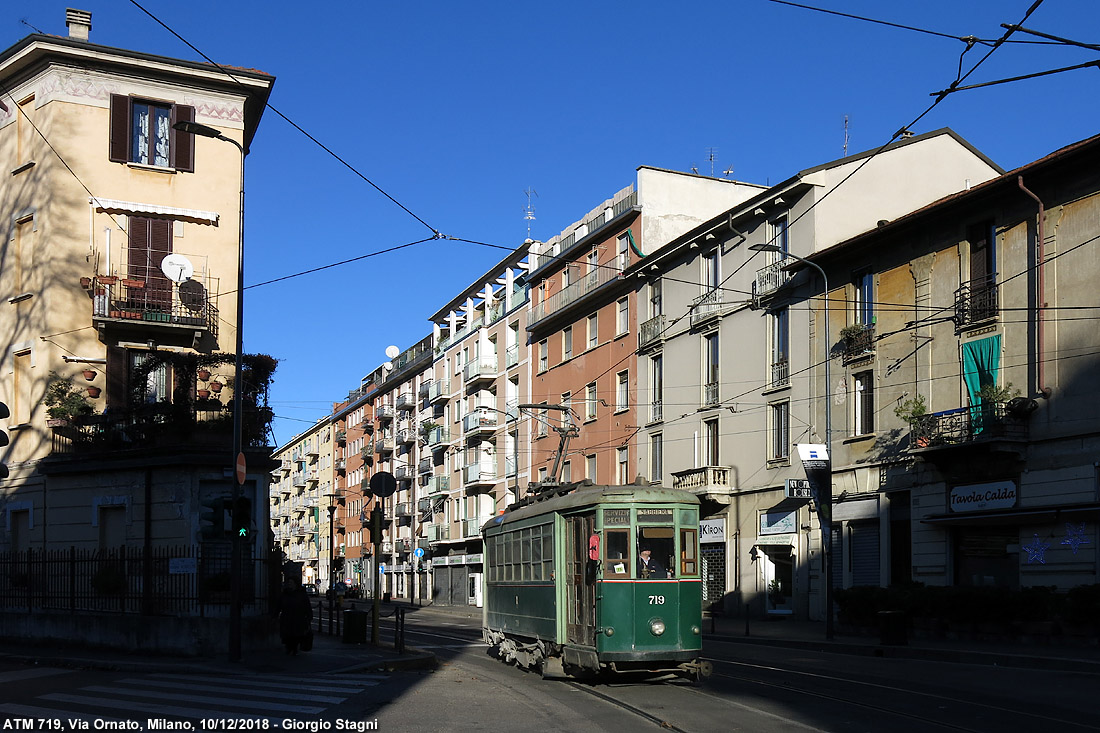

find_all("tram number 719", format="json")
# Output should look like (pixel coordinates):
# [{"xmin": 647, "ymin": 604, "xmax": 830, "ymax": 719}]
[{"xmin": 648, "ymin": 595, "xmax": 666, "ymax": 605}]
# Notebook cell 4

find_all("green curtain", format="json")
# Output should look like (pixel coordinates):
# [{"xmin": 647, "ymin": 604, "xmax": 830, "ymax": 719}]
[{"xmin": 962, "ymin": 335, "xmax": 1001, "ymax": 434}]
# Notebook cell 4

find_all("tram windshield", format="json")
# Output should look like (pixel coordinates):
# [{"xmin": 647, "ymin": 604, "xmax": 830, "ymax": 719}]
[{"xmin": 637, "ymin": 527, "xmax": 674, "ymax": 579}]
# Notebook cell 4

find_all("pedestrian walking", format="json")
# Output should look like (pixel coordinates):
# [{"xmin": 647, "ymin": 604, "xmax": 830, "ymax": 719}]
[{"xmin": 278, "ymin": 575, "xmax": 314, "ymax": 655}]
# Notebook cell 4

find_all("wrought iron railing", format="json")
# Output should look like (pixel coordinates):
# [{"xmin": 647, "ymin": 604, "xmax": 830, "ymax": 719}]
[
  {"xmin": 841, "ymin": 325, "xmax": 875, "ymax": 364},
  {"xmin": 754, "ymin": 259, "xmax": 791, "ymax": 297},
  {"xmin": 90, "ymin": 270, "xmax": 219, "ymax": 339},
  {"xmin": 910, "ymin": 402, "xmax": 1027, "ymax": 448},
  {"xmin": 770, "ymin": 359, "xmax": 789, "ymax": 388},
  {"xmin": 954, "ymin": 274, "xmax": 998, "ymax": 329},
  {"xmin": 639, "ymin": 314, "xmax": 666, "ymax": 350}
]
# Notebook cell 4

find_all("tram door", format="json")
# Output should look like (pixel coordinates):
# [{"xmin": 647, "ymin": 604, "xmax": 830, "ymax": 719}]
[{"xmin": 566, "ymin": 513, "xmax": 596, "ymax": 645}]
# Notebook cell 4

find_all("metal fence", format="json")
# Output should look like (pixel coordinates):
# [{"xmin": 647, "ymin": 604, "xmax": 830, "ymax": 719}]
[{"xmin": 0, "ymin": 544, "xmax": 274, "ymax": 617}]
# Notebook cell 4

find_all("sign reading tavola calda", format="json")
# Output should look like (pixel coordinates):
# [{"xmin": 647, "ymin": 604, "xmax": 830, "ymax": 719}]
[{"xmin": 949, "ymin": 481, "xmax": 1018, "ymax": 512}]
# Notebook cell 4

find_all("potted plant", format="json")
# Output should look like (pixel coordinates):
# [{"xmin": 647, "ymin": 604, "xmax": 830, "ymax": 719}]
[
  {"xmin": 768, "ymin": 579, "xmax": 785, "ymax": 609},
  {"xmin": 895, "ymin": 394, "xmax": 930, "ymax": 446},
  {"xmin": 99, "ymin": 275, "xmax": 117, "ymax": 285},
  {"xmin": 209, "ymin": 380, "xmax": 223, "ymax": 393},
  {"xmin": 197, "ymin": 389, "xmax": 211, "ymax": 399},
  {"xmin": 120, "ymin": 278, "xmax": 145, "ymax": 288},
  {"xmin": 43, "ymin": 371, "xmax": 96, "ymax": 425},
  {"xmin": 86, "ymin": 386, "xmax": 101, "ymax": 399},
  {"xmin": 79, "ymin": 276, "xmax": 92, "ymax": 288},
  {"xmin": 82, "ymin": 369, "xmax": 96, "ymax": 381},
  {"xmin": 197, "ymin": 368, "xmax": 211, "ymax": 381}
]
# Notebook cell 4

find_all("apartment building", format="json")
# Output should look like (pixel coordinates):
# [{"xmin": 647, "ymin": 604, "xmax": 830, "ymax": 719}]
[
  {"xmin": 331, "ymin": 380, "xmax": 376, "ymax": 593},
  {"xmin": 0, "ymin": 11, "xmax": 276, "ymax": 652},
  {"xmin": 269, "ymin": 421, "xmax": 331, "ymax": 587},
  {"xmin": 524, "ymin": 169, "xmax": 765, "ymax": 487},
  {"xmin": 630, "ymin": 129, "xmax": 1002, "ymax": 620},
  {"xmin": 426, "ymin": 245, "xmax": 530, "ymax": 605}
]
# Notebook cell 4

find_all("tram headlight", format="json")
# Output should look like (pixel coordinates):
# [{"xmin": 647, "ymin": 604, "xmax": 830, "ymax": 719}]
[
  {"xmin": 604, "ymin": 626, "xmax": 615, "ymax": 637},
  {"xmin": 691, "ymin": 625, "xmax": 700, "ymax": 635},
  {"xmin": 649, "ymin": 618, "xmax": 666, "ymax": 636}
]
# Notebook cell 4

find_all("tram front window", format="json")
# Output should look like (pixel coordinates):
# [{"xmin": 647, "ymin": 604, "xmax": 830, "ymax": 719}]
[{"xmin": 637, "ymin": 527, "xmax": 674, "ymax": 579}]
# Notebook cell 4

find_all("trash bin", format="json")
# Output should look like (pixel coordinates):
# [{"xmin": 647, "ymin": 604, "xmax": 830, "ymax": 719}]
[
  {"xmin": 343, "ymin": 609, "xmax": 367, "ymax": 644},
  {"xmin": 383, "ymin": 591, "xmax": 391, "ymax": 603},
  {"xmin": 878, "ymin": 610, "xmax": 907, "ymax": 646}
]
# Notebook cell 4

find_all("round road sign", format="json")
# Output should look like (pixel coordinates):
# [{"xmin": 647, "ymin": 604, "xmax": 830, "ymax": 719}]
[
  {"xmin": 235, "ymin": 452, "xmax": 247, "ymax": 485},
  {"xmin": 414, "ymin": 547, "xmax": 425, "ymax": 558},
  {"xmin": 369, "ymin": 471, "xmax": 398, "ymax": 498}
]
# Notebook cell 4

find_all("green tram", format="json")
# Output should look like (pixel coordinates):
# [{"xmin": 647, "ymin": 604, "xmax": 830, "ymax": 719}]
[{"xmin": 482, "ymin": 481, "xmax": 710, "ymax": 681}]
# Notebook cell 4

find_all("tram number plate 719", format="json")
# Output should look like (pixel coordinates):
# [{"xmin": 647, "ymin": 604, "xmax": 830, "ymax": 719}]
[{"xmin": 648, "ymin": 595, "xmax": 666, "ymax": 605}]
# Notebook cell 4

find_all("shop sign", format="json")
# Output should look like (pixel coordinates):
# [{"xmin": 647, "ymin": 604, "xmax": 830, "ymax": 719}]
[
  {"xmin": 756, "ymin": 534, "xmax": 794, "ymax": 546},
  {"xmin": 760, "ymin": 510, "xmax": 797, "ymax": 535},
  {"xmin": 950, "ymin": 481, "xmax": 1017, "ymax": 513},
  {"xmin": 700, "ymin": 518, "xmax": 725, "ymax": 544}
]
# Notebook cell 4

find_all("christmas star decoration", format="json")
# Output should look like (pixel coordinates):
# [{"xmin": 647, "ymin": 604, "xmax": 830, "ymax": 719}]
[
  {"xmin": 1061, "ymin": 523, "xmax": 1090, "ymax": 555},
  {"xmin": 1022, "ymin": 534, "xmax": 1050, "ymax": 564}
]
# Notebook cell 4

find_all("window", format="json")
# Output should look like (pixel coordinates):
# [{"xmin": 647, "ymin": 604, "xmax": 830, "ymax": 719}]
[
  {"xmin": 585, "ymin": 382, "xmax": 598, "ymax": 419},
  {"xmin": 131, "ymin": 351, "xmax": 169, "ymax": 404},
  {"xmin": 771, "ymin": 307, "xmax": 789, "ymax": 387},
  {"xmin": 538, "ymin": 339, "xmax": 548, "ymax": 373},
  {"xmin": 650, "ymin": 354, "xmax": 663, "ymax": 422},
  {"xmin": 561, "ymin": 461, "xmax": 571, "ymax": 483},
  {"xmin": 770, "ymin": 217, "xmax": 789, "ymax": 257},
  {"xmin": 649, "ymin": 279, "xmax": 663, "ymax": 317},
  {"xmin": 617, "ymin": 447, "xmax": 629, "ymax": 484},
  {"xmin": 680, "ymin": 528, "xmax": 698, "ymax": 576},
  {"xmin": 17, "ymin": 95, "xmax": 34, "ymax": 163},
  {"xmin": 704, "ymin": 332, "xmax": 719, "ymax": 405},
  {"xmin": 854, "ymin": 270, "xmax": 874, "ymax": 326},
  {"xmin": 13, "ymin": 349, "xmax": 31, "ymax": 424},
  {"xmin": 13, "ymin": 216, "xmax": 33, "ymax": 294},
  {"xmin": 561, "ymin": 392, "xmax": 573, "ymax": 426},
  {"xmin": 616, "ymin": 233, "xmax": 630, "ymax": 270},
  {"xmin": 587, "ymin": 249, "xmax": 599, "ymax": 274},
  {"xmin": 128, "ymin": 216, "xmax": 173, "ymax": 310},
  {"xmin": 617, "ymin": 298, "xmax": 629, "ymax": 336},
  {"xmin": 702, "ymin": 250, "xmax": 719, "ymax": 291},
  {"xmin": 587, "ymin": 314, "xmax": 598, "ymax": 349},
  {"xmin": 604, "ymin": 529, "xmax": 630, "ymax": 577},
  {"xmin": 108, "ymin": 94, "xmax": 195, "ymax": 171},
  {"xmin": 770, "ymin": 401, "xmax": 790, "ymax": 461},
  {"xmin": 562, "ymin": 326, "xmax": 572, "ymax": 361},
  {"xmin": 650, "ymin": 433, "xmax": 663, "ymax": 483},
  {"xmin": 616, "ymin": 371, "xmax": 629, "ymax": 412},
  {"xmin": 854, "ymin": 371, "xmax": 874, "ymax": 435},
  {"xmin": 536, "ymin": 403, "xmax": 548, "ymax": 437},
  {"xmin": 703, "ymin": 419, "xmax": 719, "ymax": 466},
  {"xmin": 586, "ymin": 454, "xmax": 597, "ymax": 481}
]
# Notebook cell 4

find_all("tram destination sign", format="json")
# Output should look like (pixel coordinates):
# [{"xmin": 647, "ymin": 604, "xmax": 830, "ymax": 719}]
[{"xmin": 785, "ymin": 479, "xmax": 814, "ymax": 500}]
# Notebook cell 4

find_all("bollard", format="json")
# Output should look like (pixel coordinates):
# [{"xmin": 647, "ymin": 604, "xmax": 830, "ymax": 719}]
[
  {"xmin": 745, "ymin": 603, "xmax": 750, "ymax": 637},
  {"xmin": 395, "ymin": 606, "xmax": 406, "ymax": 653}
]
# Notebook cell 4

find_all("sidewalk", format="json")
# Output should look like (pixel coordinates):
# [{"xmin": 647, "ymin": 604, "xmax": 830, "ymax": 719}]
[{"xmin": 705, "ymin": 612, "xmax": 1100, "ymax": 673}]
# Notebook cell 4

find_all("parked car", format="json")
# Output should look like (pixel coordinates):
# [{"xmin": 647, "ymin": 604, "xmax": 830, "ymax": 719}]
[{"xmin": 302, "ymin": 583, "xmax": 318, "ymax": 596}]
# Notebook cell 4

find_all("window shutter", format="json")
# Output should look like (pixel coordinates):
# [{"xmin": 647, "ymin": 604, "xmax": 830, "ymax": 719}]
[
  {"xmin": 171, "ymin": 104, "xmax": 195, "ymax": 172},
  {"xmin": 128, "ymin": 216, "xmax": 150, "ymax": 279},
  {"xmin": 106, "ymin": 345, "xmax": 129, "ymax": 408},
  {"xmin": 108, "ymin": 94, "xmax": 131, "ymax": 163}
]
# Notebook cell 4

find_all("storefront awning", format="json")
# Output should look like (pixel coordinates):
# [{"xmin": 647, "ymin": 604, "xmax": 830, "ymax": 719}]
[
  {"xmin": 920, "ymin": 503, "xmax": 1100, "ymax": 526},
  {"xmin": 91, "ymin": 197, "xmax": 220, "ymax": 224}
]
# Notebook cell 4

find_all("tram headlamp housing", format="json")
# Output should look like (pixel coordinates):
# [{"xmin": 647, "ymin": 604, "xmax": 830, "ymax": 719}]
[
  {"xmin": 649, "ymin": 618, "xmax": 666, "ymax": 636},
  {"xmin": 603, "ymin": 626, "xmax": 615, "ymax": 637},
  {"xmin": 691, "ymin": 625, "xmax": 701, "ymax": 635}
]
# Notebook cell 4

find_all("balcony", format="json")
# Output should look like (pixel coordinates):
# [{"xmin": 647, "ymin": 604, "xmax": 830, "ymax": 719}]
[
  {"xmin": 753, "ymin": 259, "xmax": 792, "ymax": 299},
  {"xmin": 463, "ymin": 408, "xmax": 498, "ymax": 437},
  {"xmin": 910, "ymin": 401, "xmax": 1031, "ymax": 454},
  {"xmin": 463, "ymin": 463, "xmax": 497, "ymax": 488},
  {"xmin": 375, "ymin": 405, "xmax": 395, "ymax": 422},
  {"xmin": 396, "ymin": 392, "xmax": 416, "ymax": 412},
  {"xmin": 703, "ymin": 381, "xmax": 719, "ymax": 407},
  {"xmin": 464, "ymin": 356, "xmax": 498, "ymax": 385},
  {"xmin": 306, "ymin": 468, "xmax": 319, "ymax": 484},
  {"xmin": 394, "ymin": 465, "xmax": 412, "ymax": 482},
  {"xmin": 90, "ymin": 268, "xmax": 219, "ymax": 339},
  {"xmin": 427, "ymin": 427, "xmax": 452, "ymax": 449},
  {"xmin": 395, "ymin": 502, "xmax": 411, "ymax": 517},
  {"xmin": 419, "ymin": 456, "xmax": 433, "ymax": 474},
  {"xmin": 505, "ymin": 399, "xmax": 519, "ymax": 422},
  {"xmin": 955, "ymin": 274, "xmax": 998, "ymax": 331},
  {"xmin": 397, "ymin": 428, "xmax": 415, "ymax": 445},
  {"xmin": 428, "ymin": 379, "xmax": 450, "ymax": 404},
  {"xmin": 463, "ymin": 516, "xmax": 491, "ymax": 538},
  {"xmin": 427, "ymin": 523, "xmax": 451, "ymax": 542},
  {"xmin": 375, "ymin": 437, "xmax": 395, "ymax": 455},
  {"xmin": 427, "ymin": 475, "xmax": 450, "ymax": 494},
  {"xmin": 672, "ymin": 465, "xmax": 735, "ymax": 504},
  {"xmin": 335, "ymin": 430, "xmax": 346, "ymax": 445},
  {"xmin": 505, "ymin": 344, "xmax": 519, "ymax": 369},
  {"xmin": 770, "ymin": 359, "xmax": 789, "ymax": 389},
  {"xmin": 528, "ymin": 263, "xmax": 621, "ymax": 329},
  {"xmin": 335, "ymin": 458, "xmax": 346, "ymax": 473},
  {"xmin": 638, "ymin": 314, "xmax": 666, "ymax": 351},
  {"xmin": 840, "ymin": 324, "xmax": 875, "ymax": 365},
  {"xmin": 690, "ymin": 290, "xmax": 733, "ymax": 328},
  {"xmin": 418, "ymin": 381, "xmax": 431, "ymax": 399},
  {"xmin": 292, "ymin": 472, "xmax": 306, "ymax": 488},
  {"xmin": 649, "ymin": 400, "xmax": 663, "ymax": 423}
]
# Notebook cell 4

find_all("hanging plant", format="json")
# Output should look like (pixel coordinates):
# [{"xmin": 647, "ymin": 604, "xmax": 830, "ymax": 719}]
[
  {"xmin": 209, "ymin": 381, "xmax": 224, "ymax": 393},
  {"xmin": 197, "ymin": 368, "xmax": 211, "ymax": 381},
  {"xmin": 82, "ymin": 369, "xmax": 97, "ymax": 381},
  {"xmin": 43, "ymin": 371, "xmax": 96, "ymax": 421}
]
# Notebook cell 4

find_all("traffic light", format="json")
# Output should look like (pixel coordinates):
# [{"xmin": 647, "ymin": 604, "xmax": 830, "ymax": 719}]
[
  {"xmin": 0, "ymin": 402, "xmax": 8, "ymax": 480},
  {"xmin": 199, "ymin": 496, "xmax": 227, "ymax": 539},
  {"xmin": 231, "ymin": 496, "xmax": 252, "ymax": 540},
  {"xmin": 369, "ymin": 506, "xmax": 383, "ymax": 544},
  {"xmin": 333, "ymin": 557, "xmax": 345, "ymax": 574}
]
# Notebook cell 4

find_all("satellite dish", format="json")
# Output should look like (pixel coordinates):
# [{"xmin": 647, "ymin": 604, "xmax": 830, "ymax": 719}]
[
  {"xmin": 161, "ymin": 253, "xmax": 194, "ymax": 283},
  {"xmin": 383, "ymin": 361, "xmax": 393, "ymax": 371},
  {"xmin": 178, "ymin": 279, "xmax": 205, "ymax": 311},
  {"xmin": 385, "ymin": 345, "xmax": 399, "ymax": 359}
]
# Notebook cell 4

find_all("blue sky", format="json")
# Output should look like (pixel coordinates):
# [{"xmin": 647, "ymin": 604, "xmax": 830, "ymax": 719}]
[{"xmin": 8, "ymin": 1, "xmax": 1100, "ymax": 445}]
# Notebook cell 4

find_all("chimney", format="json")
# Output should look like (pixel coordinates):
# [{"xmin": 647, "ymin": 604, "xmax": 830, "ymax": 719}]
[{"xmin": 66, "ymin": 9, "xmax": 92, "ymax": 41}]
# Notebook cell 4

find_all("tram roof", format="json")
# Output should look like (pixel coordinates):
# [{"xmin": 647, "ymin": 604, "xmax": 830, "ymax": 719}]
[{"xmin": 485, "ymin": 482, "xmax": 700, "ymax": 531}]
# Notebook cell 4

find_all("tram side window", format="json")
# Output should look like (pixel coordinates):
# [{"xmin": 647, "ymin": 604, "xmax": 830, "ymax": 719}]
[
  {"xmin": 637, "ymin": 527, "xmax": 675, "ymax": 579},
  {"xmin": 521, "ymin": 527, "xmax": 533, "ymax": 581},
  {"xmin": 531, "ymin": 526, "xmax": 543, "ymax": 581},
  {"xmin": 604, "ymin": 529, "xmax": 630, "ymax": 578},
  {"xmin": 540, "ymin": 523, "xmax": 554, "ymax": 580},
  {"xmin": 680, "ymin": 528, "xmax": 698, "ymax": 577}
]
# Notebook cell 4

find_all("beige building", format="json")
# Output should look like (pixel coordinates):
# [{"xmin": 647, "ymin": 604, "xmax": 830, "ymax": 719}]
[{"xmin": 0, "ymin": 11, "xmax": 275, "ymax": 652}]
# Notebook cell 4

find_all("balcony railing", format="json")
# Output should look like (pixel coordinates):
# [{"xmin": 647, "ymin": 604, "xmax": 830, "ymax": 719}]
[
  {"xmin": 703, "ymin": 382, "xmax": 719, "ymax": 407},
  {"xmin": 375, "ymin": 437, "xmax": 395, "ymax": 454},
  {"xmin": 690, "ymin": 290, "xmax": 731, "ymax": 328},
  {"xmin": 396, "ymin": 428, "xmax": 415, "ymax": 445},
  {"xmin": 638, "ymin": 314, "xmax": 666, "ymax": 350},
  {"xmin": 754, "ymin": 259, "xmax": 792, "ymax": 298},
  {"xmin": 90, "ymin": 269, "xmax": 219, "ymax": 339},
  {"xmin": 427, "ymin": 523, "xmax": 451, "ymax": 542},
  {"xmin": 505, "ymin": 344, "xmax": 519, "ymax": 368},
  {"xmin": 419, "ymin": 456, "xmax": 433, "ymax": 474},
  {"xmin": 463, "ymin": 463, "xmax": 497, "ymax": 486},
  {"xmin": 529, "ymin": 263, "xmax": 621, "ymax": 327},
  {"xmin": 395, "ymin": 392, "xmax": 416, "ymax": 412},
  {"xmin": 954, "ymin": 274, "xmax": 998, "ymax": 330},
  {"xmin": 428, "ymin": 427, "xmax": 451, "ymax": 448},
  {"xmin": 649, "ymin": 400, "xmax": 663, "ymax": 423},
  {"xmin": 910, "ymin": 402, "xmax": 1028, "ymax": 448},
  {"xmin": 335, "ymin": 458, "xmax": 346, "ymax": 472},
  {"xmin": 463, "ymin": 409, "xmax": 498, "ymax": 435},
  {"xmin": 770, "ymin": 359, "xmax": 789, "ymax": 389},
  {"xmin": 672, "ymin": 466, "xmax": 733, "ymax": 491},
  {"xmin": 428, "ymin": 379, "xmax": 450, "ymax": 403},
  {"xmin": 427, "ymin": 475, "xmax": 450, "ymax": 494},
  {"xmin": 464, "ymin": 356, "xmax": 498, "ymax": 384},
  {"xmin": 463, "ymin": 517, "xmax": 491, "ymax": 538},
  {"xmin": 840, "ymin": 325, "xmax": 875, "ymax": 364},
  {"xmin": 334, "ymin": 430, "xmax": 346, "ymax": 444},
  {"xmin": 375, "ymin": 405, "xmax": 395, "ymax": 421}
]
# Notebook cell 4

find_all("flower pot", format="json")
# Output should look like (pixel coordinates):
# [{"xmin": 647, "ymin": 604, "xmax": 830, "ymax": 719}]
[
  {"xmin": 82, "ymin": 370, "xmax": 96, "ymax": 381},
  {"xmin": 86, "ymin": 386, "xmax": 101, "ymax": 398},
  {"xmin": 79, "ymin": 277, "xmax": 92, "ymax": 288},
  {"xmin": 121, "ymin": 279, "xmax": 145, "ymax": 288},
  {"xmin": 99, "ymin": 276, "xmax": 118, "ymax": 285},
  {"xmin": 197, "ymin": 389, "xmax": 211, "ymax": 399},
  {"xmin": 197, "ymin": 369, "xmax": 211, "ymax": 381},
  {"xmin": 210, "ymin": 381, "xmax": 223, "ymax": 393}
]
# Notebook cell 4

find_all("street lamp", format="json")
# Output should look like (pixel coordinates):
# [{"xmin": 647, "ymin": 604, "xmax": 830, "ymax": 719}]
[
  {"xmin": 750, "ymin": 242, "xmax": 833, "ymax": 640},
  {"xmin": 173, "ymin": 119, "xmax": 247, "ymax": 660}
]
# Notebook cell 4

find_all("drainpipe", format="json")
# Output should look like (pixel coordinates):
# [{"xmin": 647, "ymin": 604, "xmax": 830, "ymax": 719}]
[{"xmin": 1017, "ymin": 176, "xmax": 1052, "ymax": 398}]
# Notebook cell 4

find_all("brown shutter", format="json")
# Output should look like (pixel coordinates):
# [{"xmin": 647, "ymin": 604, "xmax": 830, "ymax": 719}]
[
  {"xmin": 109, "ymin": 94, "xmax": 131, "ymax": 163},
  {"xmin": 106, "ymin": 345, "xmax": 130, "ymax": 409},
  {"xmin": 128, "ymin": 216, "xmax": 150, "ymax": 280},
  {"xmin": 171, "ymin": 104, "xmax": 195, "ymax": 172},
  {"xmin": 149, "ymin": 219, "xmax": 173, "ymax": 309}
]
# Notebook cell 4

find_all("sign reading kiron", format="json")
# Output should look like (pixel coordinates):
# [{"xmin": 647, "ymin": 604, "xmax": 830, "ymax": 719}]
[
  {"xmin": 699, "ymin": 518, "xmax": 725, "ymax": 544},
  {"xmin": 949, "ymin": 481, "xmax": 1018, "ymax": 512}
]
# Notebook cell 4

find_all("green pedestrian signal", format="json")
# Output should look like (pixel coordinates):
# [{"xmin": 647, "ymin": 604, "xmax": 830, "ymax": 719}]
[{"xmin": 231, "ymin": 496, "xmax": 252, "ymax": 540}]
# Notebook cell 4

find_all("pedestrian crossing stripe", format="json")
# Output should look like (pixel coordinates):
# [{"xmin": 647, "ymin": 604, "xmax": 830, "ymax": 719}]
[
  {"xmin": 144, "ymin": 673, "xmax": 378, "ymax": 694},
  {"xmin": 38, "ymin": 693, "xmax": 278, "ymax": 723},
  {"xmin": 118, "ymin": 678, "xmax": 350, "ymax": 704},
  {"xmin": 0, "ymin": 703, "xmax": 125, "ymax": 722},
  {"xmin": 74, "ymin": 685, "xmax": 329, "ymax": 714},
  {"xmin": 0, "ymin": 668, "xmax": 75, "ymax": 683}
]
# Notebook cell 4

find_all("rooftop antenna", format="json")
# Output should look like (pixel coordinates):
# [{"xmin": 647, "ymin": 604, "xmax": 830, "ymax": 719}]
[
  {"xmin": 843, "ymin": 115, "xmax": 849, "ymax": 157},
  {"xmin": 706, "ymin": 147, "xmax": 718, "ymax": 177},
  {"xmin": 523, "ymin": 188, "xmax": 538, "ymax": 240},
  {"xmin": 722, "ymin": 164, "xmax": 734, "ymax": 179}
]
